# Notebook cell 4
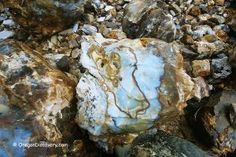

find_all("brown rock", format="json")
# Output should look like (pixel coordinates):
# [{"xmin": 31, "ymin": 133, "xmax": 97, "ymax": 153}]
[
  {"xmin": 215, "ymin": 30, "xmax": 229, "ymax": 42},
  {"xmin": 192, "ymin": 77, "xmax": 211, "ymax": 100},
  {"xmin": 189, "ymin": 6, "xmax": 201, "ymax": 17},
  {"xmin": 181, "ymin": 35, "xmax": 194, "ymax": 45},
  {"xmin": 194, "ymin": 90, "xmax": 236, "ymax": 154},
  {"xmin": 192, "ymin": 60, "xmax": 211, "ymax": 77},
  {"xmin": 215, "ymin": 0, "xmax": 225, "ymax": 6},
  {"xmin": 1, "ymin": 0, "xmax": 90, "ymax": 35},
  {"xmin": 0, "ymin": 40, "xmax": 76, "ymax": 156},
  {"xmin": 226, "ymin": 9, "xmax": 236, "ymax": 32}
]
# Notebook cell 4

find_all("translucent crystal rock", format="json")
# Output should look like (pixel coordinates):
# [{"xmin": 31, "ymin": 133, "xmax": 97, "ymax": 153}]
[{"xmin": 75, "ymin": 34, "xmax": 206, "ymax": 149}]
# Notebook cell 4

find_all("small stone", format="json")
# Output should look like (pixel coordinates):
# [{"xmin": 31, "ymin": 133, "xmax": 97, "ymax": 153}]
[
  {"xmin": 97, "ymin": 16, "xmax": 106, "ymax": 22},
  {"xmin": 194, "ymin": 0, "xmax": 203, "ymax": 5},
  {"xmin": 215, "ymin": 29, "xmax": 229, "ymax": 42},
  {"xmin": 189, "ymin": 6, "xmax": 201, "ymax": 17},
  {"xmin": 181, "ymin": 35, "xmax": 194, "ymax": 44},
  {"xmin": 2, "ymin": 19, "xmax": 15, "ymax": 27},
  {"xmin": 71, "ymin": 48, "xmax": 82, "ymax": 59},
  {"xmin": 215, "ymin": 0, "xmax": 225, "ymax": 6},
  {"xmin": 0, "ymin": 30, "xmax": 14, "ymax": 40},
  {"xmin": 56, "ymin": 56, "xmax": 70, "ymax": 72},
  {"xmin": 211, "ymin": 53, "xmax": 232, "ymax": 82},
  {"xmin": 82, "ymin": 24, "xmax": 98, "ymax": 35},
  {"xmin": 192, "ymin": 77, "xmax": 211, "ymax": 100},
  {"xmin": 210, "ymin": 15, "xmax": 225, "ymax": 24},
  {"xmin": 192, "ymin": 60, "xmax": 211, "ymax": 77},
  {"xmin": 0, "ymin": 103, "xmax": 10, "ymax": 116},
  {"xmin": 192, "ymin": 25, "xmax": 214, "ymax": 39},
  {"xmin": 104, "ymin": 29, "xmax": 127, "ymax": 39},
  {"xmin": 105, "ymin": 5, "xmax": 114, "ymax": 11},
  {"xmin": 194, "ymin": 41, "xmax": 216, "ymax": 55},
  {"xmin": 201, "ymin": 34, "xmax": 218, "ymax": 42},
  {"xmin": 72, "ymin": 23, "xmax": 79, "ymax": 33}
]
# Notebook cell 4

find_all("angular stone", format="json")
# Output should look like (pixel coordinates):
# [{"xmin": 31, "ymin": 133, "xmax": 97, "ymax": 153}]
[
  {"xmin": 192, "ymin": 90, "xmax": 236, "ymax": 154},
  {"xmin": 0, "ymin": 40, "xmax": 76, "ymax": 156},
  {"xmin": 1, "ymin": 0, "xmax": 90, "ymax": 35},
  {"xmin": 192, "ymin": 60, "xmax": 211, "ymax": 77},
  {"xmin": 210, "ymin": 53, "xmax": 232, "ymax": 83},
  {"xmin": 122, "ymin": 0, "xmax": 176, "ymax": 42},
  {"xmin": 189, "ymin": 6, "xmax": 201, "ymax": 17},
  {"xmin": 128, "ymin": 129, "xmax": 212, "ymax": 157},
  {"xmin": 0, "ymin": 30, "xmax": 14, "ymax": 40},
  {"xmin": 75, "ymin": 33, "xmax": 206, "ymax": 150}
]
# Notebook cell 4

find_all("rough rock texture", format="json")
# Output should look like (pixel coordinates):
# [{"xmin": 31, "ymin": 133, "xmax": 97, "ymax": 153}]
[
  {"xmin": 188, "ymin": 89, "xmax": 236, "ymax": 155},
  {"xmin": 0, "ymin": 40, "xmax": 76, "ymax": 156},
  {"xmin": 128, "ymin": 129, "xmax": 212, "ymax": 157},
  {"xmin": 75, "ymin": 33, "xmax": 210, "ymax": 150},
  {"xmin": 1, "ymin": 0, "xmax": 90, "ymax": 35},
  {"xmin": 122, "ymin": 0, "xmax": 176, "ymax": 42},
  {"xmin": 229, "ymin": 45, "xmax": 236, "ymax": 68},
  {"xmin": 227, "ymin": 9, "xmax": 236, "ymax": 32},
  {"xmin": 210, "ymin": 53, "xmax": 232, "ymax": 83},
  {"xmin": 192, "ymin": 60, "xmax": 211, "ymax": 77}
]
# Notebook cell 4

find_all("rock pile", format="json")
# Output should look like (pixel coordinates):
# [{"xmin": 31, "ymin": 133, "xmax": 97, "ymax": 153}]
[{"xmin": 0, "ymin": 0, "xmax": 236, "ymax": 156}]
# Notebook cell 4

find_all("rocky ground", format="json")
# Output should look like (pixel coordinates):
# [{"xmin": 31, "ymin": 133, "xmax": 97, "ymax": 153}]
[{"xmin": 0, "ymin": 0, "xmax": 236, "ymax": 157}]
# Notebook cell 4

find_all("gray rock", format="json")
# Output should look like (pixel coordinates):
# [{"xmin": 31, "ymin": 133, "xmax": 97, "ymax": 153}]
[
  {"xmin": 2, "ymin": 19, "xmax": 15, "ymax": 27},
  {"xmin": 82, "ymin": 24, "xmax": 98, "ymax": 35},
  {"xmin": 0, "ymin": 30, "xmax": 14, "ymax": 40},
  {"xmin": 128, "ymin": 130, "xmax": 212, "ymax": 157},
  {"xmin": 210, "ymin": 53, "xmax": 232, "ymax": 83}
]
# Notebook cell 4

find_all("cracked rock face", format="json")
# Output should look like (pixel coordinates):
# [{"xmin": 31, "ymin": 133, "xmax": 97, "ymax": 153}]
[
  {"xmin": 0, "ymin": 40, "xmax": 75, "ymax": 156},
  {"xmin": 2, "ymin": 0, "xmax": 90, "ymax": 35},
  {"xmin": 75, "ymin": 33, "xmax": 204, "ymax": 149},
  {"xmin": 192, "ymin": 90, "xmax": 236, "ymax": 154},
  {"xmin": 122, "ymin": 0, "xmax": 176, "ymax": 42}
]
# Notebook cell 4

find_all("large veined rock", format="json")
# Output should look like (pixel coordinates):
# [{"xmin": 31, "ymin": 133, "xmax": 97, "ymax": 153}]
[
  {"xmin": 1, "ymin": 0, "xmax": 90, "ymax": 35},
  {"xmin": 0, "ymin": 40, "xmax": 76, "ymax": 156},
  {"xmin": 122, "ymin": 0, "xmax": 176, "ymax": 42},
  {"xmin": 75, "ymin": 33, "xmax": 210, "ymax": 150}
]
